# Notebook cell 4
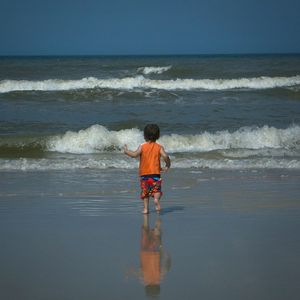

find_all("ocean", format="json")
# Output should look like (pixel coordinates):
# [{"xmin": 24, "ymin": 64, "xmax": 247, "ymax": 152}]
[
  {"xmin": 1, "ymin": 55, "xmax": 300, "ymax": 299},
  {"xmin": 1, "ymin": 55, "xmax": 300, "ymax": 171}
]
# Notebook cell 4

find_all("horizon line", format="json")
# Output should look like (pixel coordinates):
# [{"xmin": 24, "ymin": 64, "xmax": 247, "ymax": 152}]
[{"xmin": 0, "ymin": 52, "xmax": 300, "ymax": 58}]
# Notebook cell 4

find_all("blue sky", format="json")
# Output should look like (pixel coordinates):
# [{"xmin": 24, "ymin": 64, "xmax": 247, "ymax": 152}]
[{"xmin": 1, "ymin": 0, "xmax": 300, "ymax": 55}]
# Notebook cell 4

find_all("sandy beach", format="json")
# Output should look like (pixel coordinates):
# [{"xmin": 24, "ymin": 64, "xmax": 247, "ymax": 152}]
[{"xmin": 1, "ymin": 168, "xmax": 300, "ymax": 300}]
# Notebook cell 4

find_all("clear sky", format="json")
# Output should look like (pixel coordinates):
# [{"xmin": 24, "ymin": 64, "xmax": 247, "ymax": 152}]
[{"xmin": 1, "ymin": 0, "xmax": 300, "ymax": 55}]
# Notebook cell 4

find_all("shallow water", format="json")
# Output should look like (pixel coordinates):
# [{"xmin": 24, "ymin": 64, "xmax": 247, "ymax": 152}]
[{"xmin": 1, "ymin": 169, "xmax": 300, "ymax": 299}]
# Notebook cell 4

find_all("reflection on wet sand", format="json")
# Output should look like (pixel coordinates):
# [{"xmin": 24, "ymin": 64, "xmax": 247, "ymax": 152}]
[{"xmin": 139, "ymin": 215, "xmax": 171, "ymax": 298}]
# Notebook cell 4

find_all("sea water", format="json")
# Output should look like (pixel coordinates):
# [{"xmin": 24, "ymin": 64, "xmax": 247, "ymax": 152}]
[
  {"xmin": 0, "ymin": 55, "xmax": 300, "ymax": 171},
  {"xmin": 1, "ymin": 55, "xmax": 300, "ymax": 300}
]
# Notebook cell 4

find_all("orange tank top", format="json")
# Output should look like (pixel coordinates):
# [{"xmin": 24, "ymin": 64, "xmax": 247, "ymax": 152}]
[{"xmin": 139, "ymin": 142, "xmax": 161, "ymax": 176}]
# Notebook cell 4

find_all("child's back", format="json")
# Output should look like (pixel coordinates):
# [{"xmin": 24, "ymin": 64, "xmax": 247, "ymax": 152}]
[{"xmin": 139, "ymin": 142, "xmax": 161, "ymax": 176}]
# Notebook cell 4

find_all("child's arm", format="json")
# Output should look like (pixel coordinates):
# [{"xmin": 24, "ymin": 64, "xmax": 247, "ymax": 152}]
[
  {"xmin": 124, "ymin": 144, "xmax": 141, "ymax": 158},
  {"xmin": 160, "ymin": 146, "xmax": 171, "ymax": 172}
]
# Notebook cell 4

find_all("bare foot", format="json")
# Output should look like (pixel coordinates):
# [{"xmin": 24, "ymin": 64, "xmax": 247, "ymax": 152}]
[{"xmin": 142, "ymin": 209, "xmax": 149, "ymax": 214}]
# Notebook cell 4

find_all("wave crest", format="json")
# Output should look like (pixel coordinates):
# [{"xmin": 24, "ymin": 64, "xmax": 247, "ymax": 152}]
[
  {"xmin": 1, "ymin": 75, "xmax": 300, "ymax": 93},
  {"xmin": 160, "ymin": 125, "xmax": 300, "ymax": 153},
  {"xmin": 46, "ymin": 124, "xmax": 300, "ymax": 154},
  {"xmin": 1, "ymin": 124, "xmax": 300, "ymax": 170},
  {"xmin": 1, "ymin": 124, "xmax": 299, "ymax": 158},
  {"xmin": 47, "ymin": 125, "xmax": 143, "ymax": 154},
  {"xmin": 137, "ymin": 66, "xmax": 172, "ymax": 75}
]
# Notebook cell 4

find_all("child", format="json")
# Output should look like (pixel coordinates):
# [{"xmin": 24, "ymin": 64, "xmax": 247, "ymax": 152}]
[{"xmin": 124, "ymin": 124, "xmax": 171, "ymax": 214}]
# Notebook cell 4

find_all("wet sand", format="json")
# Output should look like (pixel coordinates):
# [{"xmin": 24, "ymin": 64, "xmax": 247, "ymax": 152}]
[{"xmin": 1, "ymin": 169, "xmax": 300, "ymax": 299}]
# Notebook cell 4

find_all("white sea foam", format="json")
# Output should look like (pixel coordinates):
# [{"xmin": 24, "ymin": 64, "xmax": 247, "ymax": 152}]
[
  {"xmin": 220, "ymin": 148, "xmax": 300, "ymax": 158},
  {"xmin": 0, "ymin": 157, "xmax": 136, "ymax": 171},
  {"xmin": 137, "ymin": 66, "xmax": 172, "ymax": 75},
  {"xmin": 2, "ymin": 124, "xmax": 299, "ymax": 171},
  {"xmin": 1, "ymin": 157, "xmax": 299, "ymax": 171},
  {"xmin": 1, "ymin": 75, "xmax": 300, "ymax": 93},
  {"xmin": 161, "ymin": 125, "xmax": 300, "ymax": 153},
  {"xmin": 47, "ymin": 125, "xmax": 143, "ymax": 154},
  {"xmin": 173, "ymin": 158, "xmax": 300, "ymax": 170},
  {"xmin": 46, "ymin": 124, "xmax": 300, "ymax": 155}
]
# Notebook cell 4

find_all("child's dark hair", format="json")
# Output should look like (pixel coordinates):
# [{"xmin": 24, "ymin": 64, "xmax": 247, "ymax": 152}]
[{"xmin": 144, "ymin": 124, "xmax": 160, "ymax": 142}]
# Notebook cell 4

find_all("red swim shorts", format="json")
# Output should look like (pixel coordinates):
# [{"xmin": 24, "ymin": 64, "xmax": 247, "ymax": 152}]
[{"xmin": 140, "ymin": 175, "xmax": 162, "ymax": 199}]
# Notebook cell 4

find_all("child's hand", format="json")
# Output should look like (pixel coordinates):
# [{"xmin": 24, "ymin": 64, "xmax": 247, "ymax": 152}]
[
  {"xmin": 124, "ymin": 145, "xmax": 141, "ymax": 158},
  {"xmin": 161, "ymin": 167, "xmax": 169, "ymax": 173}
]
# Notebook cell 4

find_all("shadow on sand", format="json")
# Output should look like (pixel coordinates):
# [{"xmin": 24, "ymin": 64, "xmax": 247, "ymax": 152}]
[{"xmin": 158, "ymin": 205, "xmax": 185, "ymax": 215}]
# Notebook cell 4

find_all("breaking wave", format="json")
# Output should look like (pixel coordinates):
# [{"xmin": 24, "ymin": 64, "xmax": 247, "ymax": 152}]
[
  {"xmin": 1, "ymin": 75, "xmax": 300, "ymax": 93},
  {"xmin": 137, "ymin": 66, "xmax": 172, "ymax": 75},
  {"xmin": 47, "ymin": 125, "xmax": 142, "ymax": 154},
  {"xmin": 1, "ymin": 124, "xmax": 299, "ymax": 156},
  {"xmin": 1, "ymin": 124, "xmax": 299, "ymax": 170},
  {"xmin": 46, "ymin": 124, "xmax": 300, "ymax": 154}
]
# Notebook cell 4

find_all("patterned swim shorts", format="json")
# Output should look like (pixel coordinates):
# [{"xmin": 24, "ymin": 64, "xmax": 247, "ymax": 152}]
[{"xmin": 140, "ymin": 175, "xmax": 162, "ymax": 199}]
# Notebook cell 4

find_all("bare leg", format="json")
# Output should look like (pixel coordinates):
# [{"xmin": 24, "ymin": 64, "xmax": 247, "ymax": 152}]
[
  {"xmin": 153, "ymin": 192, "xmax": 161, "ymax": 212},
  {"xmin": 142, "ymin": 197, "xmax": 149, "ymax": 214}
]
